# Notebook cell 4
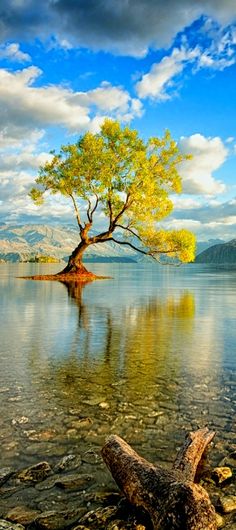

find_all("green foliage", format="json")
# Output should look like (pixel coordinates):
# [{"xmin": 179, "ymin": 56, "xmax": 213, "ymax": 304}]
[{"xmin": 30, "ymin": 119, "xmax": 195, "ymax": 263}]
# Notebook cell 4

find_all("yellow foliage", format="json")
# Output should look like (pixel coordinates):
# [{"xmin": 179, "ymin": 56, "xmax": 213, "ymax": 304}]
[{"xmin": 29, "ymin": 119, "xmax": 195, "ymax": 264}]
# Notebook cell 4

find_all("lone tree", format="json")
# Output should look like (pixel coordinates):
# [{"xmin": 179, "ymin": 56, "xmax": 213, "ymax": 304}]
[{"xmin": 30, "ymin": 120, "xmax": 195, "ymax": 279}]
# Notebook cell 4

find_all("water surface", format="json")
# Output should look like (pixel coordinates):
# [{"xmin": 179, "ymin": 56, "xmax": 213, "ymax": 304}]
[{"xmin": 0, "ymin": 262, "xmax": 236, "ymax": 496}]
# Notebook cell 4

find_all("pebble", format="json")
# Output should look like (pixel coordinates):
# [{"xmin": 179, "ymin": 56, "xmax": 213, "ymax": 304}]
[
  {"xmin": 99, "ymin": 402, "xmax": 110, "ymax": 410},
  {"xmin": 215, "ymin": 514, "xmax": 224, "ymax": 528},
  {"xmin": 70, "ymin": 418, "xmax": 93, "ymax": 429},
  {"xmin": 12, "ymin": 417, "xmax": 29, "ymax": 426},
  {"xmin": 212, "ymin": 466, "xmax": 233, "ymax": 484},
  {"xmin": 218, "ymin": 495, "xmax": 236, "ymax": 513}
]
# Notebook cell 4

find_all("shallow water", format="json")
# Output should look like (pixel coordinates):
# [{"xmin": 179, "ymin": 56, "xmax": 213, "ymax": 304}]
[{"xmin": 0, "ymin": 262, "xmax": 236, "ymax": 518}]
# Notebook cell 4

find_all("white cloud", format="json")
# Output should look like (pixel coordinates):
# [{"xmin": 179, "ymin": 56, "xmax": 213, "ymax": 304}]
[
  {"xmin": 0, "ymin": 66, "xmax": 143, "ymax": 138},
  {"xmin": 0, "ymin": 128, "xmax": 44, "ymax": 149},
  {"xmin": 136, "ymin": 18, "xmax": 236, "ymax": 102},
  {"xmin": 0, "ymin": 130, "xmax": 53, "ymax": 216},
  {"xmin": 197, "ymin": 23, "xmax": 236, "ymax": 71},
  {"xmin": 164, "ymin": 218, "xmax": 202, "ymax": 231},
  {"xmin": 136, "ymin": 47, "xmax": 199, "ymax": 100},
  {"xmin": 0, "ymin": 42, "xmax": 31, "ymax": 62},
  {"xmin": 172, "ymin": 197, "xmax": 202, "ymax": 210},
  {"xmin": 163, "ymin": 215, "xmax": 236, "ymax": 242},
  {"xmin": 179, "ymin": 134, "xmax": 227, "ymax": 195},
  {"xmin": 0, "ymin": 149, "xmax": 53, "ymax": 171}
]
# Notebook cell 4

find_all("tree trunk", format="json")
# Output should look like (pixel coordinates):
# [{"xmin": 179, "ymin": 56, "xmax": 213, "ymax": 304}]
[
  {"xmin": 20, "ymin": 236, "xmax": 111, "ymax": 282},
  {"xmin": 102, "ymin": 428, "xmax": 217, "ymax": 530},
  {"xmin": 60, "ymin": 241, "xmax": 90, "ymax": 274}
]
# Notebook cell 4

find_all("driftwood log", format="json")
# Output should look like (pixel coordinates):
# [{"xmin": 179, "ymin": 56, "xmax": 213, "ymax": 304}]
[{"xmin": 102, "ymin": 427, "xmax": 217, "ymax": 530}]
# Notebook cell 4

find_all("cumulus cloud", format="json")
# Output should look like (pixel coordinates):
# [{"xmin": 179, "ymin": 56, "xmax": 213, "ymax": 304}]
[
  {"xmin": 163, "ymin": 213, "xmax": 236, "ymax": 242},
  {"xmin": 0, "ymin": 42, "xmax": 31, "ymax": 62},
  {"xmin": 136, "ymin": 46, "xmax": 199, "ymax": 99},
  {"xmin": 172, "ymin": 197, "xmax": 202, "ymax": 210},
  {"xmin": 0, "ymin": 130, "xmax": 53, "ymax": 217},
  {"xmin": 161, "ymin": 197, "xmax": 236, "ymax": 241},
  {"xmin": 177, "ymin": 198, "xmax": 236, "ymax": 224},
  {"xmin": 0, "ymin": 0, "xmax": 235, "ymax": 56},
  {"xmin": 179, "ymin": 134, "xmax": 227, "ymax": 195},
  {"xmin": 0, "ymin": 66, "xmax": 142, "ymax": 142}
]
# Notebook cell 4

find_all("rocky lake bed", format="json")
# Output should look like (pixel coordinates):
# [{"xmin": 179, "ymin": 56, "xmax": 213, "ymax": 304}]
[{"xmin": 1, "ymin": 424, "xmax": 236, "ymax": 530}]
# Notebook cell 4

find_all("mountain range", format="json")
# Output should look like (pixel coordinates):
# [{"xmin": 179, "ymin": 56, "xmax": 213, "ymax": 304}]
[
  {"xmin": 195, "ymin": 239, "xmax": 236, "ymax": 264},
  {"xmin": 0, "ymin": 223, "xmax": 139, "ymax": 263},
  {"xmin": 0, "ymin": 223, "xmax": 233, "ymax": 264}
]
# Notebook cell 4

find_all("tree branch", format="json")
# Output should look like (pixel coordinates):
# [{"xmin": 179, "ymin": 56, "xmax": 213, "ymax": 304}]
[
  {"xmin": 115, "ymin": 224, "xmax": 143, "ymax": 243},
  {"xmin": 109, "ymin": 237, "xmax": 156, "ymax": 259},
  {"xmin": 86, "ymin": 198, "xmax": 92, "ymax": 223},
  {"xmin": 173, "ymin": 428, "xmax": 215, "ymax": 482},
  {"xmin": 112, "ymin": 192, "xmax": 131, "ymax": 226},
  {"xmin": 69, "ymin": 193, "xmax": 83, "ymax": 230},
  {"xmin": 90, "ymin": 194, "xmax": 99, "ymax": 221},
  {"xmin": 108, "ymin": 198, "xmax": 113, "ymax": 229}
]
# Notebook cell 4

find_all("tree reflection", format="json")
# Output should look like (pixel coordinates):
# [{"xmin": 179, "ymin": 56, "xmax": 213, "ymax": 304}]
[{"xmin": 51, "ymin": 281, "xmax": 195, "ymax": 403}]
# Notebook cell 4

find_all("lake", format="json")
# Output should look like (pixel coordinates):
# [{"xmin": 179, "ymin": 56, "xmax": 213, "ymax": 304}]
[{"xmin": 0, "ymin": 262, "xmax": 236, "ymax": 523}]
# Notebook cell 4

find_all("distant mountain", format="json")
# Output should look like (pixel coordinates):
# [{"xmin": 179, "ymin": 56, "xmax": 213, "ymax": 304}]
[
  {"xmin": 0, "ymin": 223, "xmax": 228, "ymax": 264},
  {"xmin": 196, "ymin": 239, "xmax": 225, "ymax": 256},
  {"xmin": 0, "ymin": 223, "xmax": 139, "ymax": 263},
  {"xmin": 195, "ymin": 239, "xmax": 236, "ymax": 264}
]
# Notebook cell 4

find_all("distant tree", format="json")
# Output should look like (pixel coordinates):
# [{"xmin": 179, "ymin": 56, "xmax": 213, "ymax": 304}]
[
  {"xmin": 30, "ymin": 120, "xmax": 195, "ymax": 278},
  {"xmin": 28, "ymin": 255, "xmax": 61, "ymax": 263}
]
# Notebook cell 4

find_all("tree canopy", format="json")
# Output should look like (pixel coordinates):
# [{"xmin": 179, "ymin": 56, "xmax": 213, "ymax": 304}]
[{"xmin": 30, "ymin": 119, "xmax": 195, "ymax": 275}]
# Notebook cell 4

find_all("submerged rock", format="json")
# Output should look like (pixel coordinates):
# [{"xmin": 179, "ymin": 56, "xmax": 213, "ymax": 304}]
[
  {"xmin": 34, "ymin": 476, "xmax": 58, "ymax": 491},
  {"xmin": 12, "ymin": 417, "xmax": 29, "ymax": 426},
  {"xmin": 81, "ymin": 450, "xmax": 101, "ymax": 465},
  {"xmin": 55, "ymin": 474, "xmax": 93, "ymax": 491},
  {"xmin": 0, "ymin": 521, "xmax": 24, "ymax": 530},
  {"xmin": 0, "ymin": 468, "xmax": 13, "ymax": 487},
  {"xmin": 17, "ymin": 462, "xmax": 52, "ymax": 483},
  {"xmin": 34, "ymin": 509, "xmax": 86, "ymax": 530},
  {"xmin": 5, "ymin": 506, "xmax": 41, "ymax": 525},
  {"xmin": 70, "ymin": 418, "xmax": 93, "ymax": 429},
  {"xmin": 55, "ymin": 455, "xmax": 82, "ymax": 472},
  {"xmin": 219, "ymin": 451, "xmax": 236, "ymax": 469},
  {"xmin": 78, "ymin": 506, "xmax": 118, "ymax": 526}
]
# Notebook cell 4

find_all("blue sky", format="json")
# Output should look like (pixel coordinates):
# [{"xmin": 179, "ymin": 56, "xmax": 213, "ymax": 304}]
[{"xmin": 0, "ymin": 0, "xmax": 236, "ymax": 241}]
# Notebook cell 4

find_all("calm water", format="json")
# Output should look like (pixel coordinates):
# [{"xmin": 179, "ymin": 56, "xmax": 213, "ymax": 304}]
[{"xmin": 0, "ymin": 262, "xmax": 236, "ymax": 494}]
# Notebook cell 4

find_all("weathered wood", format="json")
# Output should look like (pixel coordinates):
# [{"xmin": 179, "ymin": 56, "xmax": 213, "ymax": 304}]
[
  {"xmin": 101, "ymin": 428, "xmax": 217, "ymax": 530},
  {"xmin": 173, "ymin": 427, "xmax": 215, "ymax": 481}
]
